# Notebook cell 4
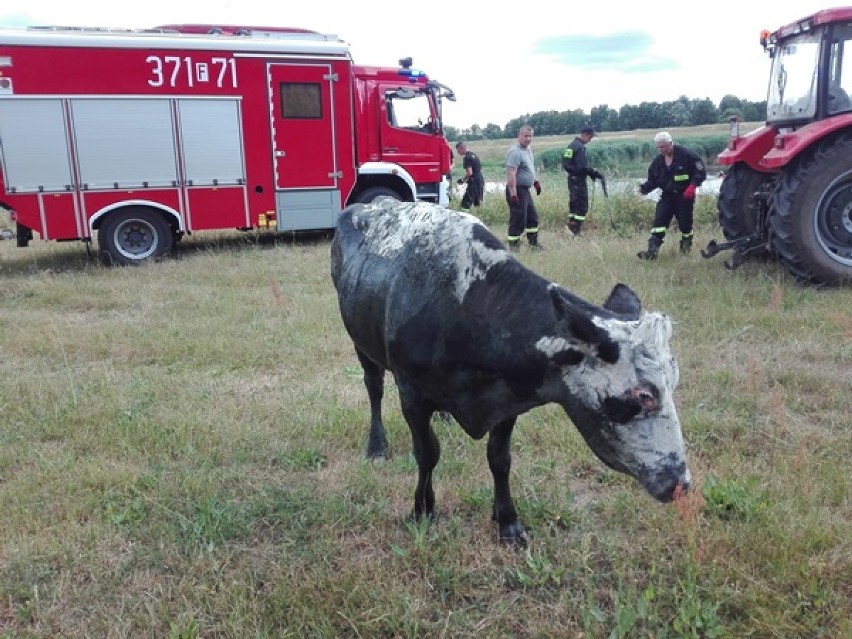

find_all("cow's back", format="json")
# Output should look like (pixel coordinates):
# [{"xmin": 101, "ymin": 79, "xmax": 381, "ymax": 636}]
[{"xmin": 331, "ymin": 200, "xmax": 516, "ymax": 371}]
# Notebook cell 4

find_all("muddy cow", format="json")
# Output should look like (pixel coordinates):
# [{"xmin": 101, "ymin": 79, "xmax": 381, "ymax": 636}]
[{"xmin": 331, "ymin": 199, "xmax": 690, "ymax": 544}]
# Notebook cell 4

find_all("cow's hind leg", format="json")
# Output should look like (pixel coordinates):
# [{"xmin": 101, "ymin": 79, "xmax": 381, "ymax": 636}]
[
  {"xmin": 356, "ymin": 349, "xmax": 388, "ymax": 459},
  {"xmin": 397, "ymin": 379, "xmax": 440, "ymax": 520},
  {"xmin": 487, "ymin": 417, "xmax": 528, "ymax": 546}
]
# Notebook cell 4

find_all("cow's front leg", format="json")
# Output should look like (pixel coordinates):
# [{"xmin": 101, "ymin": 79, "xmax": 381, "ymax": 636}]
[
  {"xmin": 397, "ymin": 380, "xmax": 440, "ymax": 520},
  {"xmin": 487, "ymin": 417, "xmax": 527, "ymax": 546},
  {"xmin": 356, "ymin": 350, "xmax": 388, "ymax": 459}
]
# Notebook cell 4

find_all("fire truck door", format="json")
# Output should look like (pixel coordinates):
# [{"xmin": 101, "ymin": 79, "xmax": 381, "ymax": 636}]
[{"xmin": 268, "ymin": 64, "xmax": 337, "ymax": 190}]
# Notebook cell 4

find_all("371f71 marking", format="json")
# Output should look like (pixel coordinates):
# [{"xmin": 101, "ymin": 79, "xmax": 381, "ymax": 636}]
[{"xmin": 146, "ymin": 55, "xmax": 237, "ymax": 89}]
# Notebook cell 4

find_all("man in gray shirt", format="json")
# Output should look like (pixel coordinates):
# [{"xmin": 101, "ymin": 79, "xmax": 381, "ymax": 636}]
[{"xmin": 505, "ymin": 124, "xmax": 543, "ymax": 251}]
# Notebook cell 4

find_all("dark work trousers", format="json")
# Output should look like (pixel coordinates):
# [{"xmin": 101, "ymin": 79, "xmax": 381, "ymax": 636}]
[
  {"xmin": 568, "ymin": 175, "xmax": 589, "ymax": 216},
  {"xmin": 650, "ymin": 192, "xmax": 694, "ymax": 243},
  {"xmin": 506, "ymin": 186, "xmax": 539, "ymax": 240},
  {"xmin": 461, "ymin": 175, "xmax": 485, "ymax": 209}
]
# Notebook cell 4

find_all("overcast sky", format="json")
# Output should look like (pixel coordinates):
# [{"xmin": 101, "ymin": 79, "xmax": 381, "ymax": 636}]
[{"xmin": 0, "ymin": 1, "xmax": 835, "ymax": 129}]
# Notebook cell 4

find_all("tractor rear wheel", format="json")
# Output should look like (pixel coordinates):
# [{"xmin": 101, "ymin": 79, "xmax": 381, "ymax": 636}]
[
  {"xmin": 771, "ymin": 134, "xmax": 852, "ymax": 285},
  {"xmin": 717, "ymin": 162, "xmax": 773, "ymax": 257}
]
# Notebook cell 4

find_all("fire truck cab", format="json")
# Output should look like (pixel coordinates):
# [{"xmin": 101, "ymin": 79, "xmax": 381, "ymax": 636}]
[{"xmin": 0, "ymin": 24, "xmax": 455, "ymax": 264}]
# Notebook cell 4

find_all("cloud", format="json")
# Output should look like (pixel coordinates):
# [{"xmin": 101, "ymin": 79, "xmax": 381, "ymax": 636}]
[
  {"xmin": 0, "ymin": 13, "xmax": 36, "ymax": 27},
  {"xmin": 534, "ymin": 31, "xmax": 679, "ymax": 73}
]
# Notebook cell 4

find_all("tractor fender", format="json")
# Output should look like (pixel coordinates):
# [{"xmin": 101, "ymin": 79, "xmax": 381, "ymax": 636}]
[
  {"xmin": 761, "ymin": 113, "xmax": 852, "ymax": 169},
  {"xmin": 717, "ymin": 125, "xmax": 776, "ymax": 172}
]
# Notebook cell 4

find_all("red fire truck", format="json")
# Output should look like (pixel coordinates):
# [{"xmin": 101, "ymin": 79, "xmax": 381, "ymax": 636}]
[{"xmin": 0, "ymin": 24, "xmax": 455, "ymax": 264}]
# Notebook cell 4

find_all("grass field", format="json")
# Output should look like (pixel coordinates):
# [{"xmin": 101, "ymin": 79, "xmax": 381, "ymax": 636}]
[{"xmin": 1, "ymin": 199, "xmax": 850, "ymax": 638}]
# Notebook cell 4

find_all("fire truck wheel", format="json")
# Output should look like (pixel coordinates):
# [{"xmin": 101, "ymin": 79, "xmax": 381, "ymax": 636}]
[
  {"xmin": 98, "ymin": 208, "xmax": 174, "ymax": 266},
  {"xmin": 771, "ymin": 133, "xmax": 852, "ymax": 285},
  {"xmin": 357, "ymin": 187, "xmax": 402, "ymax": 204},
  {"xmin": 717, "ymin": 162, "xmax": 773, "ymax": 258}
]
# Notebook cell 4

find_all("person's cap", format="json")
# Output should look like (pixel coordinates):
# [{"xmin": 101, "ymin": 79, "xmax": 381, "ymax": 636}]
[{"xmin": 580, "ymin": 125, "xmax": 596, "ymax": 137}]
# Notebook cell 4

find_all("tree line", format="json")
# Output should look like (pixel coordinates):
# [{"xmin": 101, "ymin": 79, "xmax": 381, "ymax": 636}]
[{"xmin": 445, "ymin": 94, "xmax": 766, "ymax": 141}]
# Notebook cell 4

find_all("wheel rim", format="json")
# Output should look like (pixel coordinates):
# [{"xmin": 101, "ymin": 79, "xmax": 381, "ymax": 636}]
[
  {"xmin": 112, "ymin": 218, "xmax": 159, "ymax": 260},
  {"xmin": 815, "ymin": 172, "xmax": 852, "ymax": 268}
]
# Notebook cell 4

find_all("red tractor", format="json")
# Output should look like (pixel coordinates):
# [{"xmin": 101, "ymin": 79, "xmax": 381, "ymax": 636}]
[{"xmin": 703, "ymin": 7, "xmax": 852, "ymax": 285}]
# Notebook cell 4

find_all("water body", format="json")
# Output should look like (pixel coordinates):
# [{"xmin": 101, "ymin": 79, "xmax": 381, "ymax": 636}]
[{"xmin": 455, "ymin": 177, "xmax": 723, "ymax": 201}]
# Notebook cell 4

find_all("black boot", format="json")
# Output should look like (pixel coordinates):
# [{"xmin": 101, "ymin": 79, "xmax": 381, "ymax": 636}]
[
  {"xmin": 679, "ymin": 235, "xmax": 693, "ymax": 255},
  {"xmin": 527, "ymin": 232, "xmax": 544, "ymax": 251},
  {"xmin": 566, "ymin": 220, "xmax": 581, "ymax": 236},
  {"xmin": 507, "ymin": 239, "xmax": 521, "ymax": 253},
  {"xmin": 638, "ymin": 236, "xmax": 663, "ymax": 260}
]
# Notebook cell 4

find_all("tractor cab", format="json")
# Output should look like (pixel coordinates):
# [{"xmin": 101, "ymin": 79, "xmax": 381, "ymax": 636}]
[{"xmin": 764, "ymin": 15, "xmax": 852, "ymax": 124}]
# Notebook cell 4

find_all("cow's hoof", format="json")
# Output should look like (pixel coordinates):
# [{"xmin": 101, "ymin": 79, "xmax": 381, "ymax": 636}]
[
  {"xmin": 498, "ymin": 521, "xmax": 529, "ymax": 548},
  {"xmin": 365, "ymin": 438, "xmax": 389, "ymax": 459}
]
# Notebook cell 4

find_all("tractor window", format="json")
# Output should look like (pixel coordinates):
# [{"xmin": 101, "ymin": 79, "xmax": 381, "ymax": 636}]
[
  {"xmin": 384, "ymin": 88, "xmax": 434, "ymax": 133},
  {"xmin": 828, "ymin": 34, "xmax": 852, "ymax": 114},
  {"xmin": 767, "ymin": 34, "xmax": 820, "ymax": 122}
]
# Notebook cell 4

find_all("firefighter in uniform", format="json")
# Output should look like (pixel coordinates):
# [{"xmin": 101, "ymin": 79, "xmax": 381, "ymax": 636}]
[
  {"xmin": 505, "ymin": 124, "xmax": 542, "ymax": 251},
  {"xmin": 561, "ymin": 125, "xmax": 603, "ymax": 235},
  {"xmin": 455, "ymin": 141, "xmax": 485, "ymax": 210},
  {"xmin": 637, "ymin": 131, "xmax": 706, "ymax": 260}
]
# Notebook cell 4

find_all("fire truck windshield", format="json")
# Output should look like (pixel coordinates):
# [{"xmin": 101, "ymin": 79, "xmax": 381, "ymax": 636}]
[{"xmin": 767, "ymin": 33, "xmax": 820, "ymax": 122}]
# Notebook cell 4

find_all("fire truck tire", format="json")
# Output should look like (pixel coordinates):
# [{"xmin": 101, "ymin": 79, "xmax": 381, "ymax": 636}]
[
  {"xmin": 98, "ymin": 208, "xmax": 174, "ymax": 266},
  {"xmin": 771, "ymin": 134, "xmax": 852, "ymax": 285},
  {"xmin": 357, "ymin": 187, "xmax": 402, "ymax": 204},
  {"xmin": 717, "ymin": 162, "xmax": 772, "ymax": 257}
]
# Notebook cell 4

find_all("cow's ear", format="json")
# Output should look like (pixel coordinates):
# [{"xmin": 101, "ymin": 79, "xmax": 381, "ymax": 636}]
[
  {"xmin": 603, "ymin": 283, "xmax": 642, "ymax": 319},
  {"xmin": 550, "ymin": 288, "xmax": 620, "ymax": 364}
]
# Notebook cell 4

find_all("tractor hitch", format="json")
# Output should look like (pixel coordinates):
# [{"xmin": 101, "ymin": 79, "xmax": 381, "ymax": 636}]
[{"xmin": 701, "ymin": 235, "xmax": 768, "ymax": 271}]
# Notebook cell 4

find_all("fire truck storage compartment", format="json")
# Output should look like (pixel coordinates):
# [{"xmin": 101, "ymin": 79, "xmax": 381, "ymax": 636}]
[
  {"xmin": 74, "ymin": 99, "xmax": 178, "ymax": 189},
  {"xmin": 0, "ymin": 96, "xmax": 248, "ymax": 221},
  {"xmin": 177, "ymin": 99, "xmax": 245, "ymax": 187},
  {"xmin": 0, "ymin": 99, "xmax": 73, "ymax": 192},
  {"xmin": 275, "ymin": 189, "xmax": 340, "ymax": 230}
]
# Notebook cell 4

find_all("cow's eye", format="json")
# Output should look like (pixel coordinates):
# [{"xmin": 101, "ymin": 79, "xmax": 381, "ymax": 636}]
[{"xmin": 603, "ymin": 396, "xmax": 642, "ymax": 423}]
